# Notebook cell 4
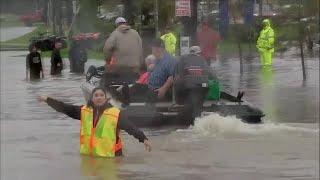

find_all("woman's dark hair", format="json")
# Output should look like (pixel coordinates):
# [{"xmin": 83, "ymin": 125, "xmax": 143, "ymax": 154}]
[
  {"xmin": 28, "ymin": 43, "xmax": 37, "ymax": 52},
  {"xmin": 86, "ymin": 87, "xmax": 106, "ymax": 108}
]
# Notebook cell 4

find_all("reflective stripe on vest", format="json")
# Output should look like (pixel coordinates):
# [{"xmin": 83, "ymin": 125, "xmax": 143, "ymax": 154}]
[{"xmin": 80, "ymin": 106, "xmax": 122, "ymax": 157}]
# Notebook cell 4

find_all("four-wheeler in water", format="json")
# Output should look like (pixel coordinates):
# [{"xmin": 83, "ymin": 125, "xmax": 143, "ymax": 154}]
[{"xmin": 29, "ymin": 34, "xmax": 67, "ymax": 51}]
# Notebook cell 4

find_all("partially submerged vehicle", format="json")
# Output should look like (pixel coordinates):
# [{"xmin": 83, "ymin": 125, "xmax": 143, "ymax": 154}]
[
  {"xmin": 30, "ymin": 35, "xmax": 67, "ymax": 51},
  {"xmin": 81, "ymin": 66, "xmax": 265, "ymax": 127}
]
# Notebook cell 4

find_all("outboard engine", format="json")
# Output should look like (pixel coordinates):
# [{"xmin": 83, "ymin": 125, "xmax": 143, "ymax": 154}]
[
  {"xmin": 86, "ymin": 65, "xmax": 98, "ymax": 81},
  {"xmin": 86, "ymin": 65, "xmax": 105, "ymax": 81}
]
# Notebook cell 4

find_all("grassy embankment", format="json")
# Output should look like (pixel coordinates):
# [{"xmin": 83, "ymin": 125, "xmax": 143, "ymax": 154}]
[{"xmin": 0, "ymin": 14, "xmax": 24, "ymax": 27}]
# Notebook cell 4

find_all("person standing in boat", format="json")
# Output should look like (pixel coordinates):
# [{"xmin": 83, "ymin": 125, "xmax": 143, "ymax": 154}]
[
  {"xmin": 103, "ymin": 17, "xmax": 143, "ymax": 74},
  {"xmin": 38, "ymin": 87, "xmax": 152, "ymax": 157},
  {"xmin": 173, "ymin": 46, "xmax": 213, "ymax": 120}
]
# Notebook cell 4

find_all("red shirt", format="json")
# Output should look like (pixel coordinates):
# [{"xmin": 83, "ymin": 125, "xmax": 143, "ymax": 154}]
[
  {"xmin": 137, "ymin": 72, "xmax": 150, "ymax": 84},
  {"xmin": 197, "ymin": 28, "xmax": 221, "ymax": 59}
]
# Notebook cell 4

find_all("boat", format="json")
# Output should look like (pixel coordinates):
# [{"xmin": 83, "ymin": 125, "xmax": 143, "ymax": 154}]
[{"xmin": 81, "ymin": 66, "xmax": 265, "ymax": 127}]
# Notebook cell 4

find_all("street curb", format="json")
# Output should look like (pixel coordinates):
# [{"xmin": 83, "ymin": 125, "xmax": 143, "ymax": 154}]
[{"xmin": 0, "ymin": 47, "xmax": 27, "ymax": 51}]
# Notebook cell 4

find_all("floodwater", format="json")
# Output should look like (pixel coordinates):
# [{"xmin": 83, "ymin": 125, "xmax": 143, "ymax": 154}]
[{"xmin": 1, "ymin": 50, "xmax": 319, "ymax": 180}]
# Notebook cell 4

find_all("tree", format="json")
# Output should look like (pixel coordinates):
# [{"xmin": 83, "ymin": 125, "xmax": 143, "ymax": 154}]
[{"xmin": 76, "ymin": 0, "xmax": 104, "ymax": 33}]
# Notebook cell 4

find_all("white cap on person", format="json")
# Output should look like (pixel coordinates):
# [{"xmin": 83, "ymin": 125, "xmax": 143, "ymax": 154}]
[
  {"xmin": 115, "ymin": 17, "xmax": 127, "ymax": 25},
  {"xmin": 145, "ymin": 54, "xmax": 156, "ymax": 64}
]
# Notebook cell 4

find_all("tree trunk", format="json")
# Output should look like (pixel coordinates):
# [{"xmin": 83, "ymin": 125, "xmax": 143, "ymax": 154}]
[
  {"xmin": 191, "ymin": 0, "xmax": 198, "ymax": 45},
  {"xmin": 52, "ymin": 0, "xmax": 56, "ymax": 34},
  {"xmin": 56, "ymin": 0, "xmax": 63, "ymax": 36},
  {"xmin": 122, "ymin": 0, "xmax": 135, "ymax": 26},
  {"xmin": 77, "ymin": 0, "xmax": 99, "ymax": 32}
]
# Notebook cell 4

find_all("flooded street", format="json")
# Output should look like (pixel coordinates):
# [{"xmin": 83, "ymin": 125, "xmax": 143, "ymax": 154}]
[{"xmin": 1, "ymin": 50, "xmax": 319, "ymax": 180}]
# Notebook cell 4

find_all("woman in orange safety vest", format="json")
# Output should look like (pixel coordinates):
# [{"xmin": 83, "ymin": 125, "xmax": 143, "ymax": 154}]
[{"xmin": 38, "ymin": 87, "xmax": 151, "ymax": 157}]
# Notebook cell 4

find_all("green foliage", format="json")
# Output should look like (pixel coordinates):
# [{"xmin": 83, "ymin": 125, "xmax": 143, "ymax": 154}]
[
  {"xmin": 75, "ymin": 0, "xmax": 108, "ymax": 33},
  {"xmin": 134, "ymin": 0, "xmax": 175, "ymax": 30},
  {"xmin": 158, "ymin": 0, "xmax": 175, "ymax": 29},
  {"xmin": 87, "ymin": 49, "xmax": 105, "ymax": 60},
  {"xmin": 303, "ymin": 0, "xmax": 319, "ymax": 17}
]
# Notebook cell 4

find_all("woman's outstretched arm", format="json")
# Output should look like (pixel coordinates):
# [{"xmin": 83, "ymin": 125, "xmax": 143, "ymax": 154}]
[
  {"xmin": 118, "ymin": 110, "xmax": 152, "ymax": 152},
  {"xmin": 38, "ymin": 96, "xmax": 82, "ymax": 120}
]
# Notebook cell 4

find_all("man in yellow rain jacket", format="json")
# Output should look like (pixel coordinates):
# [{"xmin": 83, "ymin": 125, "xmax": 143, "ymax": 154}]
[
  {"xmin": 256, "ymin": 19, "xmax": 275, "ymax": 66},
  {"xmin": 161, "ymin": 27, "xmax": 177, "ymax": 56}
]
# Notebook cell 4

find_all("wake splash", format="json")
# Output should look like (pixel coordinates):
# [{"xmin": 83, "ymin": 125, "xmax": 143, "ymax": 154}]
[{"xmin": 192, "ymin": 113, "xmax": 319, "ymax": 138}]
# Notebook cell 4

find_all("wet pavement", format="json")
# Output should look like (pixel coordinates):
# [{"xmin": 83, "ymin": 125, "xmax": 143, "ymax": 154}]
[
  {"xmin": 0, "ymin": 27, "xmax": 36, "ymax": 42},
  {"xmin": 0, "ymin": 50, "xmax": 319, "ymax": 180}
]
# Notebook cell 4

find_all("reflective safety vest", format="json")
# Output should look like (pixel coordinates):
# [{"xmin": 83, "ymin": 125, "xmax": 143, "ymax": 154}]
[
  {"xmin": 161, "ymin": 32, "xmax": 177, "ymax": 56},
  {"xmin": 256, "ymin": 26, "xmax": 275, "ymax": 53},
  {"xmin": 80, "ymin": 106, "xmax": 122, "ymax": 157}
]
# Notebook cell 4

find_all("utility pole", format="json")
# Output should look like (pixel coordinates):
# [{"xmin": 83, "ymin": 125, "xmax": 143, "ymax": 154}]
[
  {"xmin": 52, "ymin": 0, "xmax": 56, "ymax": 34},
  {"xmin": 298, "ymin": 0, "xmax": 306, "ymax": 81},
  {"xmin": 97, "ymin": 0, "xmax": 101, "ymax": 14},
  {"xmin": 189, "ymin": 0, "xmax": 198, "ymax": 44},
  {"xmin": 154, "ymin": 0, "xmax": 159, "ymax": 38},
  {"xmin": 238, "ymin": 42, "xmax": 243, "ymax": 74},
  {"xmin": 36, "ymin": 0, "xmax": 40, "ymax": 10},
  {"xmin": 56, "ymin": 0, "xmax": 63, "ymax": 36},
  {"xmin": 259, "ymin": 0, "xmax": 262, "ymax": 17}
]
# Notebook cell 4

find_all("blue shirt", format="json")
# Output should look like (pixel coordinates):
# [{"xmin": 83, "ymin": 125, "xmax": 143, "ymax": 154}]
[{"xmin": 148, "ymin": 53, "xmax": 176, "ymax": 89}]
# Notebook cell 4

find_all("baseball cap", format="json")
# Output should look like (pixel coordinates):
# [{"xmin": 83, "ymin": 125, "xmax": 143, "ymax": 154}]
[
  {"xmin": 189, "ymin": 46, "xmax": 201, "ymax": 55},
  {"xmin": 115, "ymin": 17, "xmax": 126, "ymax": 25},
  {"xmin": 145, "ymin": 54, "xmax": 156, "ymax": 64}
]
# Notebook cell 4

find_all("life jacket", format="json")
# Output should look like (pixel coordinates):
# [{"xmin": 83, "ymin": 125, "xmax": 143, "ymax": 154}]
[
  {"xmin": 80, "ymin": 106, "xmax": 122, "ymax": 157},
  {"xmin": 176, "ymin": 54, "xmax": 210, "ymax": 89}
]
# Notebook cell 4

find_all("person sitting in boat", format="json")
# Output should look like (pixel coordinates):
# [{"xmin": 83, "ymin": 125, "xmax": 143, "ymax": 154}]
[
  {"xmin": 147, "ymin": 38, "xmax": 177, "ymax": 102},
  {"xmin": 38, "ymin": 87, "xmax": 152, "ymax": 157},
  {"xmin": 137, "ymin": 54, "xmax": 156, "ymax": 85},
  {"xmin": 173, "ymin": 46, "xmax": 214, "ymax": 119}
]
